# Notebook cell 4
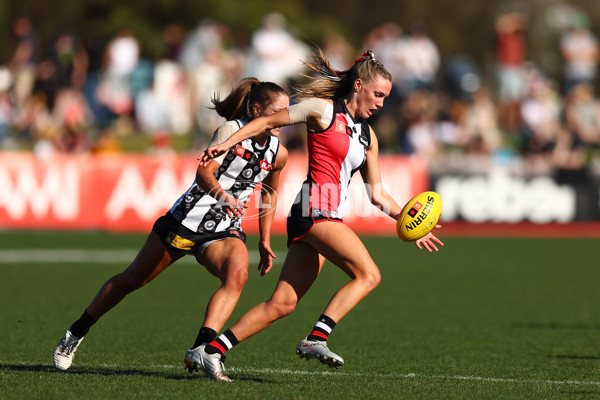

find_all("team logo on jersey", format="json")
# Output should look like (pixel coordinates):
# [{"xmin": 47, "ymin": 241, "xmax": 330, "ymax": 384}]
[
  {"xmin": 335, "ymin": 120, "xmax": 346, "ymax": 133},
  {"xmin": 233, "ymin": 145, "xmax": 253, "ymax": 161},
  {"xmin": 260, "ymin": 160, "xmax": 272, "ymax": 171},
  {"xmin": 234, "ymin": 145, "xmax": 245, "ymax": 156},
  {"xmin": 166, "ymin": 232, "xmax": 195, "ymax": 250},
  {"xmin": 408, "ymin": 201, "xmax": 423, "ymax": 218}
]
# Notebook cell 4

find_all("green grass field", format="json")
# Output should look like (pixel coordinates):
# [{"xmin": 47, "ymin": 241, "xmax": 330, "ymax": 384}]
[{"xmin": 1, "ymin": 231, "xmax": 599, "ymax": 399}]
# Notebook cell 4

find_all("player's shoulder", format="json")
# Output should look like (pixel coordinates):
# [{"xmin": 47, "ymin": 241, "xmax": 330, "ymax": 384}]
[
  {"xmin": 218, "ymin": 119, "xmax": 245, "ymax": 132},
  {"xmin": 300, "ymin": 97, "xmax": 332, "ymax": 107},
  {"xmin": 213, "ymin": 119, "xmax": 246, "ymax": 140},
  {"xmin": 208, "ymin": 119, "xmax": 247, "ymax": 150}
]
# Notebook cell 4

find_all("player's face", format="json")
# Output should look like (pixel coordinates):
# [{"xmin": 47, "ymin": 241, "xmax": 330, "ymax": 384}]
[
  {"xmin": 260, "ymin": 93, "xmax": 290, "ymax": 136},
  {"xmin": 356, "ymin": 75, "xmax": 391, "ymax": 119}
]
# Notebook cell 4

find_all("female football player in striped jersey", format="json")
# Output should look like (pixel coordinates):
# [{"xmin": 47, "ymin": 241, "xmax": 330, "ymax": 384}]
[
  {"xmin": 53, "ymin": 79, "xmax": 289, "ymax": 379},
  {"xmin": 195, "ymin": 49, "xmax": 444, "ymax": 381}
]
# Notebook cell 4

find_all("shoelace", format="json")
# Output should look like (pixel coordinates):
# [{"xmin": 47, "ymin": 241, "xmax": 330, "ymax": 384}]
[{"xmin": 59, "ymin": 340, "xmax": 78, "ymax": 355}]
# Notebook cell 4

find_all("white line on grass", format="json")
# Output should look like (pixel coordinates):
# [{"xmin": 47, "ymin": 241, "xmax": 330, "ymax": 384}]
[
  {"xmin": 0, "ymin": 249, "xmax": 281, "ymax": 265},
  {"xmin": 4, "ymin": 360, "xmax": 600, "ymax": 386},
  {"xmin": 232, "ymin": 368, "xmax": 600, "ymax": 386}
]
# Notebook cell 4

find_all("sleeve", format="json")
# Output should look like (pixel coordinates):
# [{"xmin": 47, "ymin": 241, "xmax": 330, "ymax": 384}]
[
  {"xmin": 287, "ymin": 98, "xmax": 334, "ymax": 125},
  {"xmin": 208, "ymin": 123, "xmax": 239, "ymax": 165}
]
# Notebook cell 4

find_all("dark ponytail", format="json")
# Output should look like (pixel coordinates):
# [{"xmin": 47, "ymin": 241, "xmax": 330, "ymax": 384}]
[{"xmin": 211, "ymin": 78, "xmax": 287, "ymax": 121}]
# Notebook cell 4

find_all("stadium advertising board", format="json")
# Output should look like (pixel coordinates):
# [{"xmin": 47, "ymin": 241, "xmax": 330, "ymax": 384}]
[
  {"xmin": 432, "ymin": 168, "xmax": 600, "ymax": 223},
  {"xmin": 0, "ymin": 153, "xmax": 428, "ymax": 234}
]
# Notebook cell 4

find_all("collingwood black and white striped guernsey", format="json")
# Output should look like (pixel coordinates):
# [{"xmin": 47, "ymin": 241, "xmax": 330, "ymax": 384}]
[{"xmin": 169, "ymin": 120, "xmax": 279, "ymax": 234}]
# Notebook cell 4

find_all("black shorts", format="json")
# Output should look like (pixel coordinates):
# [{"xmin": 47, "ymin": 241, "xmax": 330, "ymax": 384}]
[
  {"xmin": 286, "ymin": 202, "xmax": 343, "ymax": 247},
  {"xmin": 152, "ymin": 213, "xmax": 247, "ymax": 264}
]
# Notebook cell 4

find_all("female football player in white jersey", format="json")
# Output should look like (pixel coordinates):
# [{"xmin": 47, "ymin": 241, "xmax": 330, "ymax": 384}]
[
  {"xmin": 53, "ymin": 79, "xmax": 289, "ymax": 376},
  {"xmin": 195, "ymin": 49, "xmax": 444, "ymax": 381}
]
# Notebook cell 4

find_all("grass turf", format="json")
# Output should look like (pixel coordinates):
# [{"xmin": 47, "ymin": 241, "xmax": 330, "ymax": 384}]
[{"xmin": 1, "ymin": 231, "xmax": 599, "ymax": 399}]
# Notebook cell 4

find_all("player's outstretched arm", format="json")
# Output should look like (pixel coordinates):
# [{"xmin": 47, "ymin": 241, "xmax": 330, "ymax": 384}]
[{"xmin": 198, "ymin": 108, "xmax": 291, "ymax": 165}]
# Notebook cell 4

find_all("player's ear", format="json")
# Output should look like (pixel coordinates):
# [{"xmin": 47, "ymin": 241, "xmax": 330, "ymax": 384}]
[
  {"xmin": 354, "ymin": 79, "xmax": 362, "ymax": 93},
  {"xmin": 252, "ymin": 103, "xmax": 261, "ymax": 118}
]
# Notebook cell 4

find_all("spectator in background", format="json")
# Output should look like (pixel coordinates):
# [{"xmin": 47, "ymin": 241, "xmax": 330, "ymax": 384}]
[
  {"xmin": 246, "ymin": 12, "xmax": 307, "ymax": 86},
  {"xmin": 179, "ymin": 20, "xmax": 234, "ymax": 146},
  {"xmin": 460, "ymin": 87, "xmax": 502, "ymax": 156},
  {"xmin": 0, "ymin": 68, "xmax": 14, "ymax": 146},
  {"xmin": 401, "ymin": 89, "xmax": 442, "ymax": 164},
  {"xmin": 552, "ymin": 83, "xmax": 596, "ymax": 217},
  {"xmin": 96, "ymin": 29, "xmax": 140, "ymax": 120},
  {"xmin": 135, "ymin": 60, "xmax": 191, "ymax": 155},
  {"xmin": 560, "ymin": 13, "xmax": 599, "ymax": 95},
  {"xmin": 519, "ymin": 71, "xmax": 561, "ymax": 172},
  {"xmin": 562, "ymin": 82, "xmax": 600, "ymax": 147},
  {"xmin": 398, "ymin": 22, "xmax": 440, "ymax": 96},
  {"xmin": 442, "ymin": 55, "xmax": 481, "ymax": 103},
  {"xmin": 52, "ymin": 88, "xmax": 92, "ymax": 154},
  {"xmin": 79, "ymin": 34, "xmax": 105, "ymax": 128},
  {"xmin": 495, "ymin": 11, "xmax": 528, "ymax": 134},
  {"xmin": 8, "ymin": 17, "xmax": 39, "ymax": 110},
  {"xmin": 160, "ymin": 24, "xmax": 184, "ymax": 62},
  {"xmin": 363, "ymin": 22, "xmax": 405, "ymax": 151},
  {"xmin": 35, "ymin": 33, "xmax": 84, "ymax": 110},
  {"xmin": 321, "ymin": 32, "xmax": 354, "ymax": 71},
  {"xmin": 178, "ymin": 20, "xmax": 228, "ymax": 73}
]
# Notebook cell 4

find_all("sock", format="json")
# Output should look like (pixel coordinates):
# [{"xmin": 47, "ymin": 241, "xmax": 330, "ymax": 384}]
[
  {"xmin": 192, "ymin": 327, "xmax": 217, "ymax": 349},
  {"xmin": 307, "ymin": 314, "xmax": 336, "ymax": 342},
  {"xmin": 204, "ymin": 329, "xmax": 239, "ymax": 357},
  {"xmin": 69, "ymin": 310, "xmax": 97, "ymax": 338}
]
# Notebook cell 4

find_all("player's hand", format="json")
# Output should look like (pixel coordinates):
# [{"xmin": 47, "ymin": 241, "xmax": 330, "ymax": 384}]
[
  {"xmin": 415, "ymin": 225, "xmax": 444, "ymax": 252},
  {"xmin": 257, "ymin": 241, "xmax": 276, "ymax": 276},
  {"xmin": 219, "ymin": 194, "xmax": 246, "ymax": 219},
  {"xmin": 198, "ymin": 144, "xmax": 229, "ymax": 166}
]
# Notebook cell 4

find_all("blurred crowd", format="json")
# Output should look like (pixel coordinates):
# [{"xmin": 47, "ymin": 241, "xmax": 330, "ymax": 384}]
[{"xmin": 1, "ymin": 11, "xmax": 600, "ymax": 178}]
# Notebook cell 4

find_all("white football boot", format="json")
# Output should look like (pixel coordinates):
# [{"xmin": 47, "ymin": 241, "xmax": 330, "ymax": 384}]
[
  {"xmin": 296, "ymin": 337, "xmax": 344, "ymax": 368},
  {"xmin": 53, "ymin": 330, "xmax": 84, "ymax": 370},
  {"xmin": 183, "ymin": 344, "xmax": 231, "ymax": 382}
]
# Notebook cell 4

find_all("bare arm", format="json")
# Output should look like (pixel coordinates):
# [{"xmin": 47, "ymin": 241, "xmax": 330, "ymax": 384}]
[
  {"xmin": 199, "ymin": 108, "xmax": 291, "ymax": 165},
  {"xmin": 256, "ymin": 144, "xmax": 288, "ymax": 276},
  {"xmin": 195, "ymin": 160, "xmax": 245, "ymax": 218},
  {"xmin": 360, "ymin": 127, "xmax": 444, "ymax": 252},
  {"xmin": 359, "ymin": 127, "xmax": 404, "ymax": 218}
]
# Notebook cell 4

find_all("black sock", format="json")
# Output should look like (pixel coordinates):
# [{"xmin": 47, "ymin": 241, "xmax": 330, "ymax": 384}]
[
  {"xmin": 307, "ymin": 314, "xmax": 336, "ymax": 342},
  {"xmin": 205, "ymin": 329, "xmax": 239, "ymax": 356},
  {"xmin": 192, "ymin": 327, "xmax": 217, "ymax": 348},
  {"xmin": 69, "ymin": 310, "xmax": 97, "ymax": 338}
]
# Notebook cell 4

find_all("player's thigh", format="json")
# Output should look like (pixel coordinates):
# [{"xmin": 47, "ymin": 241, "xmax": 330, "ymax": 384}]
[
  {"xmin": 126, "ymin": 231, "xmax": 185, "ymax": 284},
  {"xmin": 301, "ymin": 221, "xmax": 377, "ymax": 279},
  {"xmin": 201, "ymin": 237, "xmax": 249, "ymax": 279},
  {"xmin": 269, "ymin": 242, "xmax": 325, "ymax": 305}
]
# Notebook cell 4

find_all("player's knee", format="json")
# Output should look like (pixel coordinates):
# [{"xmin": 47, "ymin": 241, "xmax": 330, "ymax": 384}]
[
  {"xmin": 369, "ymin": 269, "xmax": 382, "ymax": 290},
  {"xmin": 268, "ymin": 299, "xmax": 296, "ymax": 320},
  {"xmin": 114, "ymin": 272, "xmax": 145, "ymax": 293},
  {"xmin": 224, "ymin": 264, "xmax": 248, "ymax": 291},
  {"xmin": 358, "ymin": 267, "xmax": 381, "ymax": 292}
]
